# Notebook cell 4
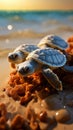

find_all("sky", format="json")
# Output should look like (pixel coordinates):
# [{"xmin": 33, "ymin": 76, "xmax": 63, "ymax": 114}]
[{"xmin": 0, "ymin": 0, "xmax": 73, "ymax": 10}]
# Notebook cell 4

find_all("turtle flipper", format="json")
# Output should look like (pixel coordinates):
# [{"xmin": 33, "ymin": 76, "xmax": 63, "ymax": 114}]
[
  {"xmin": 42, "ymin": 68, "xmax": 63, "ymax": 91},
  {"xmin": 63, "ymin": 65, "xmax": 73, "ymax": 73}
]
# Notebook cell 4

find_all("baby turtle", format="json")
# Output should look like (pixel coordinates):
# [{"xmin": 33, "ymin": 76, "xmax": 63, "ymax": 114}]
[
  {"xmin": 38, "ymin": 34, "xmax": 73, "ymax": 66},
  {"xmin": 17, "ymin": 48, "xmax": 68, "ymax": 91},
  {"xmin": 8, "ymin": 44, "xmax": 39, "ymax": 68},
  {"xmin": 8, "ymin": 35, "xmax": 69, "ymax": 68},
  {"xmin": 38, "ymin": 34, "xmax": 69, "ymax": 50}
]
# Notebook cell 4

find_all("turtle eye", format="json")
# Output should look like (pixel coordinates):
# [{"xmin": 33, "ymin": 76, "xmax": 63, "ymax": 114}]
[
  {"xmin": 14, "ymin": 54, "xmax": 18, "ymax": 58},
  {"xmin": 24, "ymin": 66, "xmax": 30, "ymax": 72},
  {"xmin": 18, "ymin": 66, "xmax": 30, "ymax": 75},
  {"xmin": 8, "ymin": 53, "xmax": 17, "ymax": 60}
]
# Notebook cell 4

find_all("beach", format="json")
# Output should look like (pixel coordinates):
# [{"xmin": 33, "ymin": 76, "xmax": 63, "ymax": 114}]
[{"xmin": 0, "ymin": 11, "xmax": 73, "ymax": 129}]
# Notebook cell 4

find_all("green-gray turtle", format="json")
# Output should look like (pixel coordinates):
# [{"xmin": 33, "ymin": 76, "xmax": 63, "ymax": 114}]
[
  {"xmin": 17, "ymin": 48, "xmax": 70, "ymax": 91},
  {"xmin": 38, "ymin": 34, "xmax": 69, "ymax": 50},
  {"xmin": 8, "ymin": 44, "xmax": 39, "ymax": 68}
]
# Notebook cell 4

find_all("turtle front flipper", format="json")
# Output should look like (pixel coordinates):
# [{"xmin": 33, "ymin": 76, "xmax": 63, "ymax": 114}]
[{"xmin": 42, "ymin": 68, "xmax": 63, "ymax": 91}]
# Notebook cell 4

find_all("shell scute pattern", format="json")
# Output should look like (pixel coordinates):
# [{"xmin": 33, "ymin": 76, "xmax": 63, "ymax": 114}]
[
  {"xmin": 55, "ymin": 54, "xmax": 63, "ymax": 64},
  {"xmin": 27, "ymin": 48, "xmax": 66, "ymax": 67},
  {"xmin": 25, "ymin": 45, "xmax": 38, "ymax": 52},
  {"xmin": 14, "ymin": 44, "xmax": 27, "ymax": 53},
  {"xmin": 38, "ymin": 35, "xmax": 69, "ymax": 50},
  {"xmin": 53, "ymin": 55, "xmax": 58, "ymax": 64},
  {"xmin": 15, "ymin": 44, "xmax": 38, "ymax": 53},
  {"xmin": 52, "ymin": 35, "xmax": 68, "ymax": 49},
  {"xmin": 44, "ymin": 50, "xmax": 66, "ymax": 67},
  {"xmin": 48, "ymin": 56, "xmax": 53, "ymax": 64}
]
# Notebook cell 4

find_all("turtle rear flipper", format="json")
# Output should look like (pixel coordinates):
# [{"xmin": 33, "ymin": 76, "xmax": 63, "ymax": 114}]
[
  {"xmin": 42, "ymin": 68, "xmax": 63, "ymax": 91},
  {"xmin": 63, "ymin": 65, "xmax": 73, "ymax": 73}
]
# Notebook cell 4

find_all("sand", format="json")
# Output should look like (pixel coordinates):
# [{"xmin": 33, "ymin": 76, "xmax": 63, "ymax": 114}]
[{"xmin": 0, "ymin": 55, "xmax": 10, "ymax": 87}]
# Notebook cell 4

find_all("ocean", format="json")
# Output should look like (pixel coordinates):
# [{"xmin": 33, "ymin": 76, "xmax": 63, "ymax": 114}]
[{"xmin": 0, "ymin": 10, "xmax": 73, "ymax": 50}]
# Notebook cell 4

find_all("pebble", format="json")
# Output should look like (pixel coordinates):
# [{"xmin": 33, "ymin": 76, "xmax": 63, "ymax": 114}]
[
  {"xmin": 39, "ymin": 111, "xmax": 48, "ymax": 122},
  {"xmin": 55, "ymin": 109, "xmax": 71, "ymax": 123}
]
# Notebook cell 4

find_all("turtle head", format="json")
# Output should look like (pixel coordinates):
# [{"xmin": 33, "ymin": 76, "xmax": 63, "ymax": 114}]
[
  {"xmin": 17, "ymin": 60, "xmax": 36, "ymax": 77},
  {"xmin": 8, "ymin": 51, "xmax": 26, "ymax": 64}
]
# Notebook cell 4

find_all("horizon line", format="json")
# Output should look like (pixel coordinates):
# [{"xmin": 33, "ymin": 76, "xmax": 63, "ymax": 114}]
[{"xmin": 0, "ymin": 9, "xmax": 73, "ymax": 12}]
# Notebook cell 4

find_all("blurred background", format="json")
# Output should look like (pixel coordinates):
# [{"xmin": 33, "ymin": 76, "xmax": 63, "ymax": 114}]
[{"xmin": 0, "ymin": 0, "xmax": 73, "ymax": 50}]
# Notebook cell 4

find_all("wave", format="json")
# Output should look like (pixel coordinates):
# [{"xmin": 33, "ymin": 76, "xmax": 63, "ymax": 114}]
[
  {"xmin": 0, "ymin": 10, "xmax": 73, "ymax": 50},
  {"xmin": 0, "ymin": 10, "xmax": 73, "ymax": 22},
  {"xmin": 0, "ymin": 10, "xmax": 73, "ymax": 16}
]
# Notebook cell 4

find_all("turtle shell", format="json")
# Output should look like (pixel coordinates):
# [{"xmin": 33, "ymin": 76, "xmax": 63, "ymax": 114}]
[
  {"xmin": 14, "ymin": 44, "xmax": 39, "ymax": 54},
  {"xmin": 38, "ymin": 34, "xmax": 69, "ymax": 50},
  {"xmin": 26, "ymin": 48, "xmax": 66, "ymax": 67}
]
